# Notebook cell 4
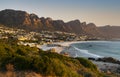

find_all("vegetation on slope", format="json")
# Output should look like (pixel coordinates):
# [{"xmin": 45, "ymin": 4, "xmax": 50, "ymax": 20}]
[{"xmin": 0, "ymin": 39, "xmax": 106, "ymax": 77}]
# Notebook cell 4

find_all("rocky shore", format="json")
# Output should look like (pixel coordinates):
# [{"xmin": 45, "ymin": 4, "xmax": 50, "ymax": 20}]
[
  {"xmin": 88, "ymin": 57, "xmax": 120, "ymax": 64},
  {"xmin": 88, "ymin": 57, "xmax": 120, "ymax": 75}
]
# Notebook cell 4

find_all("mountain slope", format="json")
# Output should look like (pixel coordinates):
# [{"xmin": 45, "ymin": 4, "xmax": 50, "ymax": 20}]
[{"xmin": 99, "ymin": 25, "xmax": 120, "ymax": 39}]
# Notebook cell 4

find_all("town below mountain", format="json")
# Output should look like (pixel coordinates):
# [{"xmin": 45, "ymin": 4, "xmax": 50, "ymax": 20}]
[{"xmin": 0, "ymin": 9, "xmax": 120, "ymax": 40}]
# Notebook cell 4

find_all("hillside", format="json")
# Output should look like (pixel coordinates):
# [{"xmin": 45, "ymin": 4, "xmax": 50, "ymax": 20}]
[
  {"xmin": 99, "ymin": 25, "xmax": 120, "ymax": 39},
  {"xmin": 0, "ymin": 39, "xmax": 107, "ymax": 77}
]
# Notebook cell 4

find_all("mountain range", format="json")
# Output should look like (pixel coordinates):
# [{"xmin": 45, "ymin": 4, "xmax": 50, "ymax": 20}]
[{"xmin": 0, "ymin": 9, "xmax": 120, "ymax": 39}]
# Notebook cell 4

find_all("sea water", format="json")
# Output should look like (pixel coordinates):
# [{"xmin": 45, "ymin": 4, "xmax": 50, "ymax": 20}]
[{"xmin": 68, "ymin": 41, "xmax": 120, "ymax": 60}]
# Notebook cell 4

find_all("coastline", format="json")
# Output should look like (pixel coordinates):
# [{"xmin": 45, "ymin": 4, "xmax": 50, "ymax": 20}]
[
  {"xmin": 39, "ymin": 41, "xmax": 120, "ymax": 75},
  {"xmin": 39, "ymin": 41, "xmax": 111, "ymax": 58},
  {"xmin": 39, "ymin": 41, "xmax": 105, "ymax": 53},
  {"xmin": 39, "ymin": 41, "xmax": 82, "ymax": 53}
]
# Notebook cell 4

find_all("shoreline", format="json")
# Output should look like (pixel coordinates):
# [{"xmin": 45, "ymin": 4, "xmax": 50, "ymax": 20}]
[
  {"xmin": 39, "ymin": 41, "xmax": 108, "ymax": 53},
  {"xmin": 39, "ymin": 41, "xmax": 120, "ymax": 75},
  {"xmin": 39, "ymin": 41, "xmax": 120, "ymax": 60},
  {"xmin": 92, "ymin": 60, "xmax": 120, "ymax": 75},
  {"xmin": 39, "ymin": 41, "xmax": 81, "ymax": 53}
]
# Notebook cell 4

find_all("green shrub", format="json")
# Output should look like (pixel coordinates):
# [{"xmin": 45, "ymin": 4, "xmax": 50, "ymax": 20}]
[
  {"xmin": 75, "ymin": 57, "xmax": 97, "ymax": 71},
  {"xmin": 0, "ymin": 39, "xmax": 105, "ymax": 77}
]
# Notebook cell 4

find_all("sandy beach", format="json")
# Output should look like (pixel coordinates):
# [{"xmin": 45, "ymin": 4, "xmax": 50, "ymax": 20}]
[
  {"xmin": 39, "ymin": 44, "xmax": 65, "ymax": 53},
  {"xmin": 39, "ymin": 41, "xmax": 81, "ymax": 53},
  {"xmin": 39, "ymin": 41, "xmax": 108, "ymax": 53}
]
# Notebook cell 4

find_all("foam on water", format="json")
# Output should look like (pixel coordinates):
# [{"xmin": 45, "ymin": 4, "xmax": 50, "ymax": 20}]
[
  {"xmin": 71, "ymin": 41, "xmax": 120, "ymax": 60},
  {"xmin": 40, "ymin": 41, "xmax": 120, "ymax": 60},
  {"xmin": 73, "ymin": 46, "xmax": 102, "ymax": 58}
]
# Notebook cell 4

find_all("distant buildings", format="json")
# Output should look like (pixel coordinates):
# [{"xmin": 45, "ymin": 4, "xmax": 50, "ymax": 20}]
[{"xmin": 0, "ymin": 25, "xmax": 100, "ymax": 45}]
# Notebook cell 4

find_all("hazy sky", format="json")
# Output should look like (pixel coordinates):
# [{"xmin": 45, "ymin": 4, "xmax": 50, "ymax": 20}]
[{"xmin": 0, "ymin": 0, "xmax": 120, "ymax": 26}]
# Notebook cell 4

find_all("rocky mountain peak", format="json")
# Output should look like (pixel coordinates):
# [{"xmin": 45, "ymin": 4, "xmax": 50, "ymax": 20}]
[
  {"xmin": 30, "ymin": 13, "xmax": 39, "ymax": 19},
  {"xmin": 87, "ymin": 23, "xmax": 96, "ymax": 27},
  {"xmin": 0, "ymin": 9, "xmax": 30, "ymax": 26},
  {"xmin": 67, "ymin": 19, "xmax": 81, "ymax": 25}
]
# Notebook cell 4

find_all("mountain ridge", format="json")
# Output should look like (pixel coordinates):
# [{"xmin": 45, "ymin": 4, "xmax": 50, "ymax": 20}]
[{"xmin": 0, "ymin": 9, "xmax": 120, "ymax": 39}]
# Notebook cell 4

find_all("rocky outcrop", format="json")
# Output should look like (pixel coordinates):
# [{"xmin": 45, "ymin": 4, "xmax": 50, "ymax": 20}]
[
  {"xmin": 88, "ymin": 57, "xmax": 120, "ymax": 64},
  {"xmin": 0, "ymin": 9, "xmax": 43, "ymax": 31},
  {"xmin": 82, "ymin": 23, "xmax": 103, "ymax": 37},
  {"xmin": 0, "ymin": 9, "xmax": 30, "ymax": 26},
  {"xmin": 96, "ymin": 57, "xmax": 120, "ymax": 64},
  {"xmin": 66, "ymin": 20, "xmax": 83, "ymax": 33}
]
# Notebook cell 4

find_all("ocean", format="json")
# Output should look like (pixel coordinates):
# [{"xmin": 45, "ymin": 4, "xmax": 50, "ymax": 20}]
[{"xmin": 66, "ymin": 41, "xmax": 120, "ymax": 60}]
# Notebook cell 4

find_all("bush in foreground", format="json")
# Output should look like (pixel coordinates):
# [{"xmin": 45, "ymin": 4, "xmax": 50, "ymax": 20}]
[{"xmin": 0, "ymin": 39, "xmax": 105, "ymax": 77}]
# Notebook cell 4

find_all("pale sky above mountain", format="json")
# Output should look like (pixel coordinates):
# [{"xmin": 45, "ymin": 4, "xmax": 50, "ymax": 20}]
[{"xmin": 0, "ymin": 0, "xmax": 120, "ymax": 26}]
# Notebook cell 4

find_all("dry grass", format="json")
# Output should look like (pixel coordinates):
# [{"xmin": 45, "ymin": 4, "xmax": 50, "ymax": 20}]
[{"xmin": 0, "ymin": 71, "xmax": 43, "ymax": 77}]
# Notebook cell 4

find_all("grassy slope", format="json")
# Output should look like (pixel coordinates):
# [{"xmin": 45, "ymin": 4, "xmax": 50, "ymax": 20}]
[{"xmin": 0, "ymin": 39, "xmax": 108, "ymax": 77}]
